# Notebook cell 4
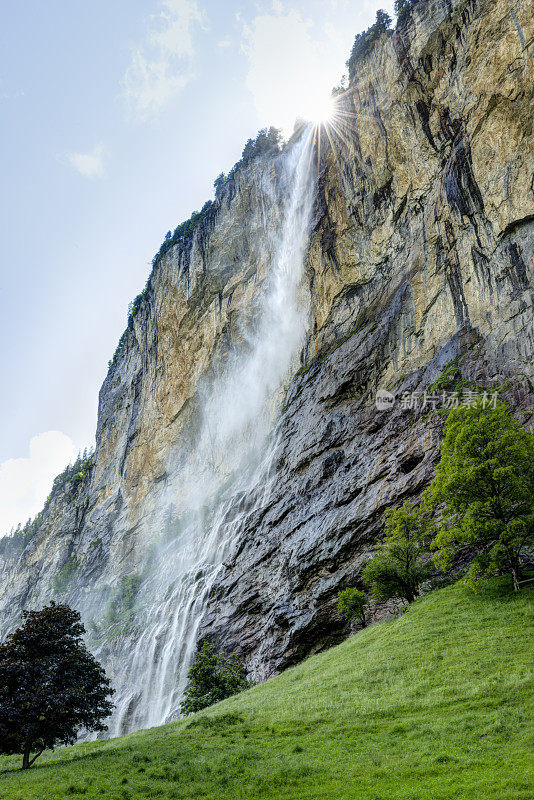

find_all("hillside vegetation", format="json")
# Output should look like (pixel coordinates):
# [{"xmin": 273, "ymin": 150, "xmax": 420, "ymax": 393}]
[{"xmin": 0, "ymin": 579, "xmax": 532, "ymax": 799}]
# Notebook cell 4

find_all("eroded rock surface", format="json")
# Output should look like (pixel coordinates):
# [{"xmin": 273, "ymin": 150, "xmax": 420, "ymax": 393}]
[{"xmin": 1, "ymin": 0, "xmax": 532, "ymax": 706}]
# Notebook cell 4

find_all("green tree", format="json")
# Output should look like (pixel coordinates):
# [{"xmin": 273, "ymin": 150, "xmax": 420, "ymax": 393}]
[
  {"xmin": 362, "ymin": 502, "xmax": 432, "ymax": 604},
  {"xmin": 430, "ymin": 400, "xmax": 534, "ymax": 591},
  {"xmin": 213, "ymin": 172, "xmax": 226, "ymax": 197},
  {"xmin": 0, "ymin": 603, "xmax": 114, "ymax": 769},
  {"xmin": 346, "ymin": 10, "xmax": 392, "ymax": 79},
  {"xmin": 337, "ymin": 588, "xmax": 368, "ymax": 627},
  {"xmin": 394, "ymin": 0, "xmax": 414, "ymax": 25},
  {"xmin": 180, "ymin": 641, "xmax": 251, "ymax": 715}
]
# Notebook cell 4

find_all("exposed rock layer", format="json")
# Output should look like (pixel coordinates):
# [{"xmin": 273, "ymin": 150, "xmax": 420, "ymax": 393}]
[
  {"xmin": 1, "ymin": 0, "xmax": 532, "ymax": 695},
  {"xmin": 199, "ymin": 0, "xmax": 534, "ymax": 674}
]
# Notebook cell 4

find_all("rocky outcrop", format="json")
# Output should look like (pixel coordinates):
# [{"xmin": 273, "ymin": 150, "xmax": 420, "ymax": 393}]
[
  {"xmin": 199, "ymin": 0, "xmax": 534, "ymax": 675},
  {"xmin": 0, "ymin": 0, "xmax": 532, "ymax": 720}
]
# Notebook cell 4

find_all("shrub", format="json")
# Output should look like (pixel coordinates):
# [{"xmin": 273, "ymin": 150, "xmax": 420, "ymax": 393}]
[
  {"xmin": 362, "ymin": 502, "xmax": 432, "ymax": 604},
  {"xmin": 337, "ymin": 588, "xmax": 368, "ymax": 626},
  {"xmin": 52, "ymin": 555, "xmax": 79, "ymax": 596},
  {"xmin": 180, "ymin": 641, "xmax": 251, "ymax": 715},
  {"xmin": 104, "ymin": 573, "xmax": 143, "ymax": 626},
  {"xmin": 395, "ymin": 0, "xmax": 416, "ymax": 26}
]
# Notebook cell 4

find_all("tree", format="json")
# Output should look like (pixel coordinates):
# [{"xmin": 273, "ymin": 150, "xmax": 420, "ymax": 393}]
[
  {"xmin": 337, "ymin": 588, "xmax": 368, "ymax": 627},
  {"xmin": 180, "ymin": 641, "xmax": 250, "ymax": 715},
  {"xmin": 213, "ymin": 172, "xmax": 226, "ymax": 197},
  {"xmin": 394, "ymin": 0, "xmax": 414, "ymax": 25},
  {"xmin": 362, "ymin": 502, "xmax": 432, "ymax": 603},
  {"xmin": 346, "ymin": 10, "xmax": 392, "ymax": 79},
  {"xmin": 430, "ymin": 400, "xmax": 534, "ymax": 591},
  {"xmin": 0, "ymin": 603, "xmax": 114, "ymax": 769}
]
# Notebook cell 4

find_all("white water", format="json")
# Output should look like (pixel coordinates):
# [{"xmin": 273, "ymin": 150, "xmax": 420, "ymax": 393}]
[{"xmin": 108, "ymin": 128, "xmax": 317, "ymax": 735}]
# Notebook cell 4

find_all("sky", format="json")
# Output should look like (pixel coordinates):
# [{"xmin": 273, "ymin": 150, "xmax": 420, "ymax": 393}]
[{"xmin": 0, "ymin": 0, "xmax": 394, "ymax": 535}]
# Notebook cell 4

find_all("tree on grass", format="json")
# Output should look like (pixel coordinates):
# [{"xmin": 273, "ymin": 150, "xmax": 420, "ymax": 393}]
[
  {"xmin": 180, "ymin": 641, "xmax": 251, "ymax": 715},
  {"xmin": 362, "ymin": 501, "xmax": 432, "ymax": 604},
  {"xmin": 429, "ymin": 400, "xmax": 534, "ymax": 591},
  {"xmin": 337, "ymin": 588, "xmax": 369, "ymax": 627},
  {"xmin": 0, "ymin": 603, "xmax": 114, "ymax": 769}
]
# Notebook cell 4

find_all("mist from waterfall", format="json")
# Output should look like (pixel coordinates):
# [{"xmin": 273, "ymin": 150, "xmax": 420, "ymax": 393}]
[{"xmin": 107, "ymin": 126, "xmax": 317, "ymax": 736}]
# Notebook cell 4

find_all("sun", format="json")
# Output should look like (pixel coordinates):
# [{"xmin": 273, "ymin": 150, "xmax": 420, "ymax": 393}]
[{"xmin": 301, "ymin": 93, "xmax": 336, "ymax": 127}]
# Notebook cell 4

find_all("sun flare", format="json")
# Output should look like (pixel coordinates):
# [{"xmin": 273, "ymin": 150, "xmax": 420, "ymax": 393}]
[{"xmin": 303, "ymin": 93, "xmax": 336, "ymax": 126}]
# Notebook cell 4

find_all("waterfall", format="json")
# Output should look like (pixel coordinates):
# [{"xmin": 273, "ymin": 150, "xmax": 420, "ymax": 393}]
[{"xmin": 107, "ymin": 127, "xmax": 317, "ymax": 736}]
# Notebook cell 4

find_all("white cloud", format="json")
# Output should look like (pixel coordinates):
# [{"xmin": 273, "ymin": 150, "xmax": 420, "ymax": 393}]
[
  {"xmin": 0, "ymin": 431, "xmax": 77, "ymax": 536},
  {"xmin": 66, "ymin": 143, "xmax": 106, "ymax": 179},
  {"xmin": 122, "ymin": 0, "xmax": 205, "ymax": 121},
  {"xmin": 217, "ymin": 38, "xmax": 232, "ymax": 49}
]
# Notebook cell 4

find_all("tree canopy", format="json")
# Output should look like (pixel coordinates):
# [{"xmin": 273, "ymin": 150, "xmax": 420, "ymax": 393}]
[
  {"xmin": 346, "ymin": 10, "xmax": 392, "ymax": 79},
  {"xmin": 0, "ymin": 603, "xmax": 114, "ymax": 768},
  {"xmin": 362, "ymin": 501, "xmax": 432, "ymax": 603},
  {"xmin": 430, "ymin": 400, "xmax": 534, "ymax": 590},
  {"xmin": 337, "ymin": 588, "xmax": 368, "ymax": 627},
  {"xmin": 180, "ymin": 641, "xmax": 250, "ymax": 715}
]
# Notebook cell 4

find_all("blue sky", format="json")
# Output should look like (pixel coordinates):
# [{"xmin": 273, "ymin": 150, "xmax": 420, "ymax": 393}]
[{"xmin": 0, "ymin": 0, "xmax": 393, "ymax": 533}]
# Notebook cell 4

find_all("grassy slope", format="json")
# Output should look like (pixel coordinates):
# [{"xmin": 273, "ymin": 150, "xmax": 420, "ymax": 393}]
[{"xmin": 0, "ymin": 579, "xmax": 532, "ymax": 799}]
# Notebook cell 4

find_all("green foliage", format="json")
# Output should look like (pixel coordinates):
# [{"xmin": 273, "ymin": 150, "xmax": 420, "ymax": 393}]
[
  {"xmin": 337, "ymin": 588, "xmax": 368, "ymax": 626},
  {"xmin": 213, "ymin": 172, "xmax": 226, "ymax": 197},
  {"xmin": 180, "ymin": 641, "xmax": 251, "ymax": 715},
  {"xmin": 52, "ymin": 556, "xmax": 79, "ymax": 596},
  {"xmin": 428, "ymin": 358, "xmax": 464, "ymax": 392},
  {"xmin": 394, "ymin": 0, "xmax": 417, "ymax": 25},
  {"xmin": 0, "ymin": 452, "xmax": 94, "ymax": 559},
  {"xmin": 346, "ymin": 10, "xmax": 392, "ymax": 79},
  {"xmin": 0, "ymin": 580, "xmax": 531, "ymax": 797},
  {"xmin": 0, "ymin": 603, "xmax": 113, "ymax": 769},
  {"xmin": 429, "ymin": 400, "xmax": 534, "ymax": 590},
  {"xmin": 238, "ymin": 127, "xmax": 282, "ymax": 165},
  {"xmin": 117, "ymin": 574, "xmax": 143, "ymax": 610},
  {"xmin": 104, "ymin": 574, "xmax": 143, "ymax": 627},
  {"xmin": 362, "ymin": 501, "xmax": 432, "ymax": 603}
]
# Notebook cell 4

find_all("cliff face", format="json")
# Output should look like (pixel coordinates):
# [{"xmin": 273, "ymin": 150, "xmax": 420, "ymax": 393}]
[
  {"xmin": 199, "ymin": 0, "xmax": 534, "ymax": 673},
  {"xmin": 1, "ymin": 0, "xmax": 532, "ymax": 728}
]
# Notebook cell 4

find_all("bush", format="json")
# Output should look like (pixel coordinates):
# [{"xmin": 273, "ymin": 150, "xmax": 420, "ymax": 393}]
[
  {"xmin": 104, "ymin": 574, "xmax": 143, "ymax": 626},
  {"xmin": 0, "ymin": 451, "xmax": 95, "ymax": 559},
  {"xmin": 52, "ymin": 556, "xmax": 79, "ymax": 596},
  {"xmin": 180, "ymin": 641, "xmax": 251, "ymax": 715},
  {"xmin": 337, "ymin": 588, "xmax": 368, "ymax": 627},
  {"xmin": 362, "ymin": 502, "xmax": 432, "ymax": 604}
]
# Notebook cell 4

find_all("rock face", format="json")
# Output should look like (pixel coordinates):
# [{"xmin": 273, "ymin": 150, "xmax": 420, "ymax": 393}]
[
  {"xmin": 0, "ymin": 0, "xmax": 532, "ymax": 725},
  {"xmin": 201, "ymin": 0, "xmax": 534, "ymax": 674}
]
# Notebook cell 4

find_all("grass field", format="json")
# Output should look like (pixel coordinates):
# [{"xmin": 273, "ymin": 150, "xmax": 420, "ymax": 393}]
[{"xmin": 0, "ymin": 578, "xmax": 532, "ymax": 799}]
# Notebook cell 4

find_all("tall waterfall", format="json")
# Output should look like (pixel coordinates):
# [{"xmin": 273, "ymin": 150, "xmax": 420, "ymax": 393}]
[{"xmin": 107, "ymin": 127, "xmax": 317, "ymax": 735}]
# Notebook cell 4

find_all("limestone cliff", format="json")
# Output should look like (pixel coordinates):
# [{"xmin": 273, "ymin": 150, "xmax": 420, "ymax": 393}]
[
  {"xmin": 201, "ymin": 0, "xmax": 534, "ymax": 675},
  {"xmin": 0, "ymin": 0, "xmax": 532, "ymax": 731}
]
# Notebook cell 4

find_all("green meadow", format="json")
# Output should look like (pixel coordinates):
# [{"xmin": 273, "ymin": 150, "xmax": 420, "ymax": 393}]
[{"xmin": 1, "ymin": 578, "xmax": 532, "ymax": 799}]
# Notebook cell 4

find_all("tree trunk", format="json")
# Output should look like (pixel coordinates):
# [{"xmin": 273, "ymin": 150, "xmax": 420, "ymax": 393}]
[
  {"xmin": 511, "ymin": 563, "xmax": 522, "ymax": 592},
  {"xmin": 22, "ymin": 739, "xmax": 32, "ymax": 769}
]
